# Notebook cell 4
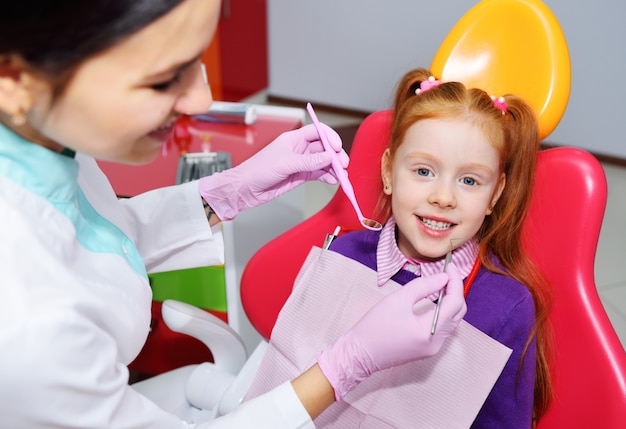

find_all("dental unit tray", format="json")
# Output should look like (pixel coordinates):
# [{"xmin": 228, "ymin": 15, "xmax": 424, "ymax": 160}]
[{"xmin": 176, "ymin": 151, "xmax": 232, "ymax": 184}]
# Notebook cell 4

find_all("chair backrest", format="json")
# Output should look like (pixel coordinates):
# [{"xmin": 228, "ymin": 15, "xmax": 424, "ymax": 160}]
[
  {"xmin": 241, "ymin": 110, "xmax": 626, "ymax": 426},
  {"xmin": 523, "ymin": 147, "xmax": 626, "ymax": 428}
]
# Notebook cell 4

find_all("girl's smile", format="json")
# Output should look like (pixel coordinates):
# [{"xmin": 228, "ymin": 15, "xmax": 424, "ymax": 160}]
[{"xmin": 418, "ymin": 215, "xmax": 455, "ymax": 232}]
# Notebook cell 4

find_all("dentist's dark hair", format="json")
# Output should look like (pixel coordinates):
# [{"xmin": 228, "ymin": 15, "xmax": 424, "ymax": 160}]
[{"xmin": 0, "ymin": 0, "xmax": 183, "ymax": 93}]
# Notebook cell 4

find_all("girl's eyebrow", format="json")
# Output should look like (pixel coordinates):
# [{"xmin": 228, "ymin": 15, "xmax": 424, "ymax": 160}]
[
  {"xmin": 463, "ymin": 163, "xmax": 496, "ymax": 177},
  {"xmin": 404, "ymin": 152, "xmax": 436, "ymax": 163}
]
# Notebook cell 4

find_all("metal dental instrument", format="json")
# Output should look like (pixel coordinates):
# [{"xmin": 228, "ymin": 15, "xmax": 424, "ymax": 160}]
[
  {"xmin": 322, "ymin": 226, "xmax": 341, "ymax": 251},
  {"xmin": 431, "ymin": 239, "xmax": 459, "ymax": 335},
  {"xmin": 306, "ymin": 103, "xmax": 382, "ymax": 231}
]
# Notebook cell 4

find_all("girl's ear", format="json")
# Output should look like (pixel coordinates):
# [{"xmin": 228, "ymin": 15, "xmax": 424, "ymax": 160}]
[
  {"xmin": 487, "ymin": 172, "xmax": 506, "ymax": 215},
  {"xmin": 381, "ymin": 148, "xmax": 393, "ymax": 194},
  {"xmin": 0, "ymin": 55, "xmax": 34, "ymax": 122}
]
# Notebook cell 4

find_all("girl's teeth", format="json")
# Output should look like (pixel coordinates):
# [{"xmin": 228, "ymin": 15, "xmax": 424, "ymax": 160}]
[{"xmin": 421, "ymin": 217, "xmax": 452, "ymax": 230}]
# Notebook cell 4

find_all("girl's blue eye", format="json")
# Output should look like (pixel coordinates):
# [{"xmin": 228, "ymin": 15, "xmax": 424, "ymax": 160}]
[
  {"xmin": 417, "ymin": 168, "xmax": 430, "ymax": 176},
  {"xmin": 462, "ymin": 177, "xmax": 477, "ymax": 186}
]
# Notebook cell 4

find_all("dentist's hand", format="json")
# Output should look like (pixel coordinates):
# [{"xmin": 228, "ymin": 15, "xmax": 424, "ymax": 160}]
[
  {"xmin": 317, "ymin": 262, "xmax": 467, "ymax": 401},
  {"xmin": 198, "ymin": 123, "xmax": 348, "ymax": 220}
]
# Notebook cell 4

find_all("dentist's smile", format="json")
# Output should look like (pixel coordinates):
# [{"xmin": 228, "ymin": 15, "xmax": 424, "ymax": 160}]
[{"xmin": 148, "ymin": 119, "xmax": 177, "ymax": 142}]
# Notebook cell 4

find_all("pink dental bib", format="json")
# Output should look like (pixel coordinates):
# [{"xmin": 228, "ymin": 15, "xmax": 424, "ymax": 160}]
[{"xmin": 246, "ymin": 247, "xmax": 511, "ymax": 428}]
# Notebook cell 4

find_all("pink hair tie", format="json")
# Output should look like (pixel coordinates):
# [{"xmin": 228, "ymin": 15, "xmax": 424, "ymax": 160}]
[
  {"xmin": 415, "ymin": 76, "xmax": 441, "ymax": 94},
  {"xmin": 491, "ymin": 95, "xmax": 507, "ymax": 115}
]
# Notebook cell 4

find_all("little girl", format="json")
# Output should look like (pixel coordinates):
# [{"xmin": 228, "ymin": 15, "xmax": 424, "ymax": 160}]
[
  {"xmin": 248, "ymin": 67, "xmax": 553, "ymax": 428},
  {"xmin": 328, "ymin": 68, "xmax": 553, "ymax": 427}
]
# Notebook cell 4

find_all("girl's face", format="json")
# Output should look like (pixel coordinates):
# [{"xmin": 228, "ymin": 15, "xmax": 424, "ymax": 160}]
[
  {"xmin": 20, "ymin": 0, "xmax": 220, "ymax": 164},
  {"xmin": 382, "ymin": 118, "xmax": 505, "ymax": 261}
]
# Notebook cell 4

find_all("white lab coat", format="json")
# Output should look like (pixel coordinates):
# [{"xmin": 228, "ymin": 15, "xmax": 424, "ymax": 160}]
[{"xmin": 0, "ymin": 125, "xmax": 313, "ymax": 428}]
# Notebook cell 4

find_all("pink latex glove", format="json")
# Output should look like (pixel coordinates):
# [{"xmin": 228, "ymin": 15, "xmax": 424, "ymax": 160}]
[
  {"xmin": 198, "ymin": 123, "xmax": 348, "ymax": 220},
  {"xmin": 317, "ymin": 262, "xmax": 467, "ymax": 401}
]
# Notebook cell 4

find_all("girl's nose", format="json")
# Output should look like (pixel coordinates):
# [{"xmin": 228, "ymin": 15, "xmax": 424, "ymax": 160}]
[
  {"xmin": 174, "ymin": 64, "xmax": 213, "ymax": 115},
  {"xmin": 428, "ymin": 180, "xmax": 457, "ymax": 209}
]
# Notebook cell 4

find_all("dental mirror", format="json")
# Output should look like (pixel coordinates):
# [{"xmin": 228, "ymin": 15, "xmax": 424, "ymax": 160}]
[{"xmin": 306, "ymin": 103, "xmax": 382, "ymax": 231}]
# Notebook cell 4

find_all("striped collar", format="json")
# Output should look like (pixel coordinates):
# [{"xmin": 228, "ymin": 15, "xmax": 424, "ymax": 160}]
[{"xmin": 376, "ymin": 216, "xmax": 479, "ymax": 286}]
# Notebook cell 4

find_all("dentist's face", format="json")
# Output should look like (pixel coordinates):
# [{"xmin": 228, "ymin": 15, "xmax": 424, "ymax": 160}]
[
  {"xmin": 382, "ymin": 118, "xmax": 505, "ymax": 261},
  {"xmin": 23, "ymin": 0, "xmax": 220, "ymax": 164}
]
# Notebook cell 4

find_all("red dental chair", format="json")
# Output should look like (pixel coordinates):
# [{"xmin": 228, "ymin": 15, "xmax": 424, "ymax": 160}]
[
  {"xmin": 240, "ymin": 0, "xmax": 626, "ymax": 426},
  {"xmin": 241, "ymin": 109, "xmax": 626, "ymax": 427}
]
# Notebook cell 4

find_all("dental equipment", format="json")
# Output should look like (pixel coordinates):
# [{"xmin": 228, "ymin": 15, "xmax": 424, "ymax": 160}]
[
  {"xmin": 306, "ymin": 103, "xmax": 382, "ymax": 231},
  {"xmin": 322, "ymin": 226, "xmax": 341, "ymax": 251},
  {"xmin": 431, "ymin": 239, "xmax": 459, "ymax": 335}
]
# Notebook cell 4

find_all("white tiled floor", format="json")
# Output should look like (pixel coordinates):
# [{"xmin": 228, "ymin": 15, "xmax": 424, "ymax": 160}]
[{"xmin": 244, "ymin": 91, "xmax": 626, "ymax": 349}]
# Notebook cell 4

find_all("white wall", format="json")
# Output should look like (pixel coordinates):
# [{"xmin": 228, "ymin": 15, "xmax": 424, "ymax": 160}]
[{"xmin": 268, "ymin": 0, "xmax": 626, "ymax": 159}]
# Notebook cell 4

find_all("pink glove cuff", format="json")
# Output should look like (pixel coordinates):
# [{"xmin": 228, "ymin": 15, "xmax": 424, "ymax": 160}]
[
  {"xmin": 317, "ymin": 333, "xmax": 373, "ymax": 402},
  {"xmin": 198, "ymin": 168, "xmax": 249, "ymax": 221}
]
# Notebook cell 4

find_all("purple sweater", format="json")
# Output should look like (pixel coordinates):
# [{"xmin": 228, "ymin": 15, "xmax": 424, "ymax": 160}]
[{"xmin": 329, "ymin": 229, "xmax": 536, "ymax": 429}]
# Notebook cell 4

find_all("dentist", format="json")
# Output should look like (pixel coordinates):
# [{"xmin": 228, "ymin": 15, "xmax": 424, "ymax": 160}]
[{"xmin": 0, "ymin": 1, "xmax": 466, "ymax": 427}]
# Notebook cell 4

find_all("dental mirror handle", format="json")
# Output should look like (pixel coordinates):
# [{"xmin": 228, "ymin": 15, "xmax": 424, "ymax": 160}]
[{"xmin": 306, "ymin": 103, "xmax": 382, "ymax": 231}]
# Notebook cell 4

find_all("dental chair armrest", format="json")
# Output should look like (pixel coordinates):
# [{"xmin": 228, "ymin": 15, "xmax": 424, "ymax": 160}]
[
  {"xmin": 162, "ymin": 299, "xmax": 248, "ymax": 374},
  {"xmin": 219, "ymin": 340, "xmax": 269, "ymax": 416}
]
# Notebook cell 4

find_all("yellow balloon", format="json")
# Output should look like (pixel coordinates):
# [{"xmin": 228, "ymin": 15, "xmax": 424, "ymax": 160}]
[{"xmin": 431, "ymin": 0, "xmax": 570, "ymax": 140}]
